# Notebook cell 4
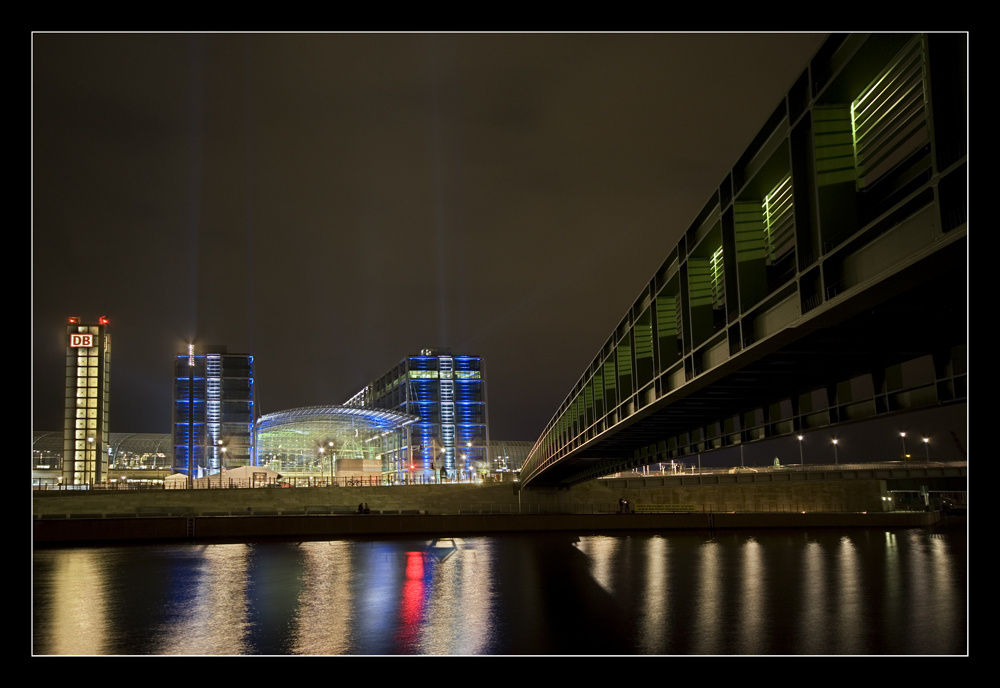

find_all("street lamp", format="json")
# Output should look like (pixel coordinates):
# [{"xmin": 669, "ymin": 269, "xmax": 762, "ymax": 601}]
[
  {"xmin": 832, "ymin": 438, "xmax": 839, "ymax": 465},
  {"xmin": 923, "ymin": 437, "xmax": 930, "ymax": 463},
  {"xmin": 798, "ymin": 435, "xmax": 804, "ymax": 465},
  {"xmin": 900, "ymin": 432, "xmax": 908, "ymax": 462},
  {"xmin": 328, "ymin": 441, "xmax": 335, "ymax": 485}
]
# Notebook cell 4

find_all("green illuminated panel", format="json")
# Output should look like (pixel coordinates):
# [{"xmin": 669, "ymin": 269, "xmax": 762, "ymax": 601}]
[
  {"xmin": 814, "ymin": 106, "xmax": 857, "ymax": 186},
  {"xmin": 710, "ymin": 247, "xmax": 725, "ymax": 307},
  {"xmin": 852, "ymin": 34, "xmax": 928, "ymax": 189},
  {"xmin": 763, "ymin": 175, "xmax": 794, "ymax": 264}
]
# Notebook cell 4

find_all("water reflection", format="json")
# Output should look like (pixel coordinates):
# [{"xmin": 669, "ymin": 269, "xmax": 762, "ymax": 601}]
[
  {"xmin": 33, "ymin": 521, "xmax": 967, "ymax": 655},
  {"xmin": 693, "ymin": 539, "xmax": 721, "ymax": 654},
  {"xmin": 639, "ymin": 536, "xmax": 668, "ymax": 653},
  {"xmin": 47, "ymin": 549, "xmax": 110, "ymax": 655},
  {"xmin": 158, "ymin": 543, "xmax": 252, "ymax": 655}
]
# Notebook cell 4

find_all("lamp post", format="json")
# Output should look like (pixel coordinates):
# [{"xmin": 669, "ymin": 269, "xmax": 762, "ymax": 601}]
[
  {"xmin": 923, "ymin": 437, "xmax": 930, "ymax": 464},
  {"xmin": 798, "ymin": 435, "xmax": 804, "ymax": 465},
  {"xmin": 832, "ymin": 438, "xmax": 839, "ymax": 466},
  {"xmin": 900, "ymin": 432, "xmax": 908, "ymax": 463}
]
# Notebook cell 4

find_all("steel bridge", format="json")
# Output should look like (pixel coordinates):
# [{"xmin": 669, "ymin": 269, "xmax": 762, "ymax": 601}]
[{"xmin": 521, "ymin": 33, "xmax": 967, "ymax": 489}]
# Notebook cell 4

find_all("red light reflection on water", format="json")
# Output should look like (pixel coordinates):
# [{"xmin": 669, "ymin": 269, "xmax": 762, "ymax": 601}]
[{"xmin": 395, "ymin": 551, "xmax": 427, "ymax": 651}]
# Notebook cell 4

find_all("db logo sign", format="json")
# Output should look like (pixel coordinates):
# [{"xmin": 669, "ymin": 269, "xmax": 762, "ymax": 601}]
[{"xmin": 70, "ymin": 334, "xmax": 94, "ymax": 348}]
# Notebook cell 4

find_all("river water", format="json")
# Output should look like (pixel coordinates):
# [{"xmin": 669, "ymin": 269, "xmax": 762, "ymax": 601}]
[{"xmin": 32, "ymin": 517, "xmax": 966, "ymax": 655}]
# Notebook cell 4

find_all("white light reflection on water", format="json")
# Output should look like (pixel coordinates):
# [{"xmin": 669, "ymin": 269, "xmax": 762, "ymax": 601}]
[
  {"xmin": 638, "ymin": 536, "xmax": 668, "ymax": 654},
  {"xmin": 420, "ymin": 538, "xmax": 494, "ymax": 654},
  {"xmin": 290, "ymin": 541, "xmax": 355, "ymax": 655},
  {"xmin": 883, "ymin": 530, "xmax": 902, "ymax": 648},
  {"xmin": 33, "ymin": 523, "xmax": 967, "ymax": 655},
  {"xmin": 800, "ymin": 539, "xmax": 828, "ymax": 655},
  {"xmin": 927, "ymin": 532, "xmax": 961, "ymax": 653},
  {"xmin": 737, "ymin": 536, "xmax": 765, "ymax": 654},
  {"xmin": 573, "ymin": 535, "xmax": 620, "ymax": 596},
  {"xmin": 902, "ymin": 529, "xmax": 961, "ymax": 654},
  {"xmin": 156, "ymin": 543, "xmax": 252, "ymax": 655},
  {"xmin": 693, "ymin": 539, "xmax": 721, "ymax": 655},
  {"xmin": 47, "ymin": 549, "xmax": 110, "ymax": 655},
  {"xmin": 835, "ymin": 535, "xmax": 864, "ymax": 654}
]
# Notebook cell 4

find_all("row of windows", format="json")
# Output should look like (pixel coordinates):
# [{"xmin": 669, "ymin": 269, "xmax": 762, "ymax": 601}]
[{"xmin": 408, "ymin": 370, "xmax": 482, "ymax": 379}]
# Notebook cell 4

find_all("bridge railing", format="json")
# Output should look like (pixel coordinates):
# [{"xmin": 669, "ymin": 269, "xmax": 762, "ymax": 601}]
[{"xmin": 599, "ymin": 461, "xmax": 965, "ymax": 478}]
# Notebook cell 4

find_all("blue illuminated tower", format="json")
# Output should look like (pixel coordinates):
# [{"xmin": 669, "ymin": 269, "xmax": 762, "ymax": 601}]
[
  {"xmin": 172, "ymin": 345, "xmax": 254, "ymax": 483},
  {"xmin": 345, "ymin": 348, "xmax": 488, "ymax": 482}
]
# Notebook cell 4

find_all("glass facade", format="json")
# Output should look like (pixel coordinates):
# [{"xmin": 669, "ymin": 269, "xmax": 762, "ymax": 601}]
[
  {"xmin": 172, "ymin": 346, "xmax": 254, "ymax": 480},
  {"xmin": 254, "ymin": 406, "xmax": 417, "ymax": 482},
  {"xmin": 345, "ymin": 348, "xmax": 489, "ymax": 481}
]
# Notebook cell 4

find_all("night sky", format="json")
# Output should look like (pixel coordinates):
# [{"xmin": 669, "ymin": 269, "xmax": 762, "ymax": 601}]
[{"xmin": 32, "ymin": 32, "xmax": 967, "ymax": 463}]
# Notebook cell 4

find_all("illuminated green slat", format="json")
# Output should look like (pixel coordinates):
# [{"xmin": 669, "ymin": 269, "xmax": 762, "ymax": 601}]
[
  {"xmin": 688, "ymin": 259, "xmax": 714, "ymax": 306},
  {"xmin": 852, "ymin": 35, "xmax": 927, "ymax": 189},
  {"xmin": 814, "ymin": 106, "xmax": 857, "ymax": 186},
  {"xmin": 604, "ymin": 360, "xmax": 616, "ymax": 392},
  {"xmin": 617, "ymin": 342, "xmax": 632, "ymax": 376},
  {"xmin": 854, "ymin": 54, "xmax": 923, "ymax": 124},
  {"xmin": 710, "ymin": 246, "xmax": 725, "ymax": 306},
  {"xmin": 859, "ymin": 119, "xmax": 927, "ymax": 182},
  {"xmin": 656, "ymin": 295, "xmax": 677, "ymax": 337},
  {"xmin": 858, "ymin": 102, "xmax": 925, "ymax": 162},
  {"xmin": 735, "ymin": 200, "xmax": 767, "ymax": 260},
  {"xmin": 675, "ymin": 297, "xmax": 684, "ymax": 344},
  {"xmin": 856, "ymin": 83, "xmax": 924, "ymax": 151},
  {"xmin": 816, "ymin": 133, "xmax": 855, "ymax": 147},
  {"xmin": 763, "ymin": 175, "xmax": 795, "ymax": 263},
  {"xmin": 634, "ymin": 319, "xmax": 653, "ymax": 359}
]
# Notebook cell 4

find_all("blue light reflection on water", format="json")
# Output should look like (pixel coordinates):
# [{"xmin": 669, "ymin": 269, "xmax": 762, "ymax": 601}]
[{"xmin": 32, "ymin": 520, "xmax": 967, "ymax": 655}]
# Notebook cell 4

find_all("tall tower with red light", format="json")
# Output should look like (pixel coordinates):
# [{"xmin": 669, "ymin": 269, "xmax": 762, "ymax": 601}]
[{"xmin": 62, "ymin": 316, "xmax": 111, "ymax": 485}]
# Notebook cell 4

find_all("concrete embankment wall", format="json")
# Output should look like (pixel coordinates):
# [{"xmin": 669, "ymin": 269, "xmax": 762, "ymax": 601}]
[
  {"xmin": 33, "ymin": 480, "xmax": 888, "ymax": 517},
  {"xmin": 33, "ymin": 511, "xmax": 941, "ymax": 544},
  {"xmin": 32, "ymin": 476, "xmax": 891, "ymax": 519},
  {"xmin": 33, "ymin": 478, "xmax": 934, "ymax": 544},
  {"xmin": 32, "ymin": 482, "xmax": 527, "ymax": 517},
  {"xmin": 608, "ymin": 478, "xmax": 892, "ymax": 513}
]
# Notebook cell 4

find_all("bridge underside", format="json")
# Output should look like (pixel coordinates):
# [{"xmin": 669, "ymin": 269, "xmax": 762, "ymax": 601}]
[{"xmin": 527, "ymin": 237, "xmax": 966, "ymax": 489}]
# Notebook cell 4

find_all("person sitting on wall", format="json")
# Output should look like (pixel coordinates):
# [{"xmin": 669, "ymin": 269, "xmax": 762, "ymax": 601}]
[
  {"xmin": 357, "ymin": 503, "xmax": 364, "ymax": 514},
  {"xmin": 363, "ymin": 502, "xmax": 370, "ymax": 514}
]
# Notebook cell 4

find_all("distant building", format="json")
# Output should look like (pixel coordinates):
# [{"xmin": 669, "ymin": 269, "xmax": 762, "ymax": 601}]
[
  {"xmin": 488, "ymin": 440, "xmax": 533, "ymax": 475},
  {"xmin": 255, "ymin": 406, "xmax": 418, "ymax": 482},
  {"xmin": 35, "ymin": 430, "xmax": 172, "ymax": 487},
  {"xmin": 63, "ymin": 316, "xmax": 111, "ymax": 485},
  {"xmin": 172, "ymin": 345, "xmax": 254, "ymax": 482},
  {"xmin": 345, "ymin": 348, "xmax": 488, "ymax": 481}
]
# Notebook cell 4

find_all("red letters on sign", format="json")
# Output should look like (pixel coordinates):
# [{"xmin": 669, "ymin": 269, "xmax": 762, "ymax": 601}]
[{"xmin": 70, "ymin": 334, "xmax": 94, "ymax": 348}]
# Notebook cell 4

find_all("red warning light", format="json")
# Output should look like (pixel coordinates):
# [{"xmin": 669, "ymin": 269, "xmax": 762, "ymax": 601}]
[
  {"xmin": 68, "ymin": 317, "xmax": 80, "ymax": 324},
  {"xmin": 98, "ymin": 316, "xmax": 109, "ymax": 326}
]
